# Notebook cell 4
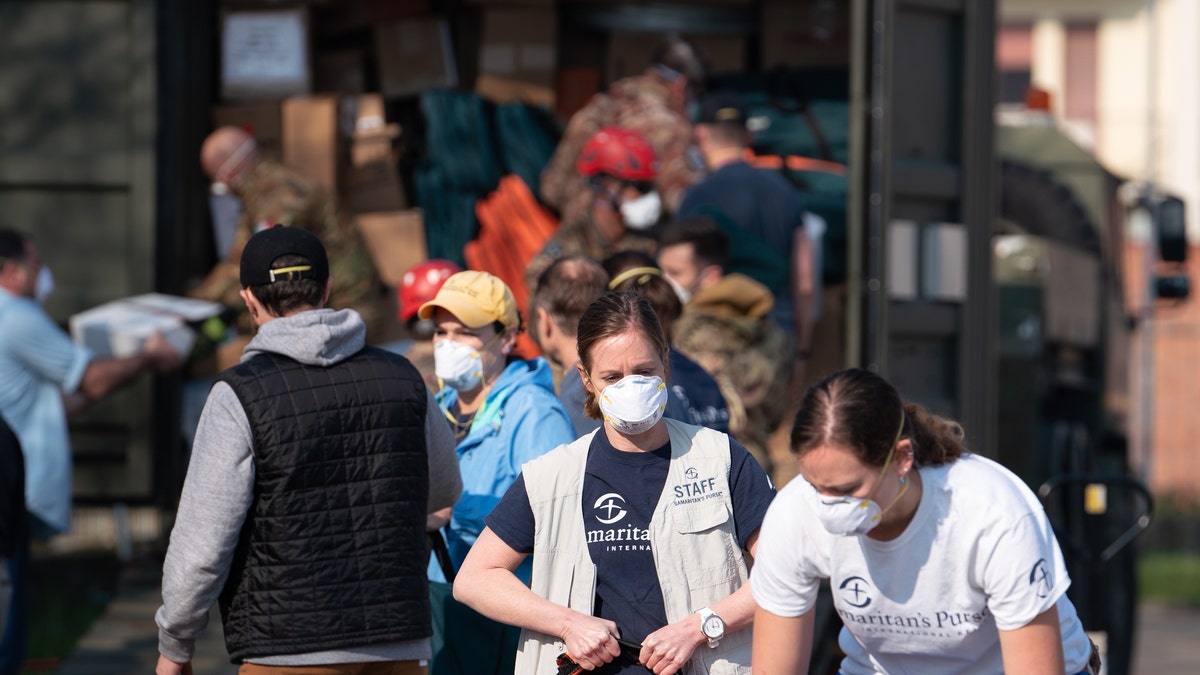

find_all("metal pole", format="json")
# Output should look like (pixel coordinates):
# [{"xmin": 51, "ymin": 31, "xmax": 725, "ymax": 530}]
[
  {"xmin": 1138, "ymin": 0, "xmax": 1158, "ymax": 484},
  {"xmin": 864, "ymin": 0, "xmax": 889, "ymax": 371}
]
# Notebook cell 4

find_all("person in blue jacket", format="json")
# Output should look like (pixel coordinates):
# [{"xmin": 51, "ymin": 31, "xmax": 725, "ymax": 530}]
[{"xmin": 419, "ymin": 270, "xmax": 576, "ymax": 675}]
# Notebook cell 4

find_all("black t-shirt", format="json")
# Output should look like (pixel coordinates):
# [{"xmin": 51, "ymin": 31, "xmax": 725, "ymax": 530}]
[
  {"xmin": 486, "ymin": 428, "xmax": 775, "ymax": 674},
  {"xmin": 0, "ymin": 417, "xmax": 25, "ymax": 557}
]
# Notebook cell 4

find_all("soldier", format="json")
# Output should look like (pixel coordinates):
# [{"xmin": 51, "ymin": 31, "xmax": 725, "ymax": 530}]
[
  {"xmin": 535, "ymin": 36, "xmax": 706, "ymax": 282},
  {"xmin": 193, "ymin": 126, "xmax": 390, "ymax": 343},
  {"xmin": 526, "ymin": 127, "xmax": 663, "ymax": 293}
]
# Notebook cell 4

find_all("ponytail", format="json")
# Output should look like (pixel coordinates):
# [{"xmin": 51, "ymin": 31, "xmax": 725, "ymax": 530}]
[{"xmin": 903, "ymin": 401, "xmax": 967, "ymax": 466}]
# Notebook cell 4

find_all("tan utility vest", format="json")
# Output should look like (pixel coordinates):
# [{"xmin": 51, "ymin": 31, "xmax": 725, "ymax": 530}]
[{"xmin": 515, "ymin": 419, "xmax": 752, "ymax": 675}]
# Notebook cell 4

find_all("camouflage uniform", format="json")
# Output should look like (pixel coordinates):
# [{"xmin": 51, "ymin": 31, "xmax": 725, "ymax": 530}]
[
  {"xmin": 673, "ymin": 273, "xmax": 790, "ymax": 472},
  {"xmin": 539, "ymin": 69, "xmax": 701, "ymax": 247},
  {"xmin": 191, "ymin": 159, "xmax": 389, "ymax": 341}
]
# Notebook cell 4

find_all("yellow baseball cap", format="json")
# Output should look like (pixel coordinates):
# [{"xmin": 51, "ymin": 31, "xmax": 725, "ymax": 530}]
[{"xmin": 417, "ymin": 270, "xmax": 520, "ymax": 329}]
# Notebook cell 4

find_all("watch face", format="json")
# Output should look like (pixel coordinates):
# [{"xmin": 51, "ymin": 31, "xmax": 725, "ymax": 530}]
[{"xmin": 702, "ymin": 614, "xmax": 724, "ymax": 638}]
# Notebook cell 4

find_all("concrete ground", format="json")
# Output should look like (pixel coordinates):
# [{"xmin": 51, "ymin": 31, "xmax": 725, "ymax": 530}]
[{"xmin": 50, "ymin": 560, "xmax": 1200, "ymax": 674}]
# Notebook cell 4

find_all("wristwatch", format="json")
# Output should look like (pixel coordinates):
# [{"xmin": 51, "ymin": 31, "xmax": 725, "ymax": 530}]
[{"xmin": 697, "ymin": 607, "xmax": 725, "ymax": 648}]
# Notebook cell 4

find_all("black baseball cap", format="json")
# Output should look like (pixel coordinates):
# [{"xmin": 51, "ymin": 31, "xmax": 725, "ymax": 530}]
[
  {"xmin": 240, "ymin": 224, "xmax": 329, "ymax": 287},
  {"xmin": 696, "ymin": 91, "xmax": 747, "ymax": 127}
]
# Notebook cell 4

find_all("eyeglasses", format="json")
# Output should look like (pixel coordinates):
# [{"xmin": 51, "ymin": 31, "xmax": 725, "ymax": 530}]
[
  {"xmin": 587, "ymin": 174, "xmax": 654, "ymax": 197},
  {"xmin": 586, "ymin": 174, "xmax": 615, "ymax": 196}
]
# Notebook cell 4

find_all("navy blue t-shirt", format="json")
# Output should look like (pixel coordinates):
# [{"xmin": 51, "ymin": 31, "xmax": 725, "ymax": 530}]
[
  {"xmin": 486, "ymin": 429, "xmax": 775, "ymax": 674},
  {"xmin": 679, "ymin": 160, "xmax": 807, "ymax": 328},
  {"xmin": 665, "ymin": 349, "xmax": 730, "ymax": 434}
]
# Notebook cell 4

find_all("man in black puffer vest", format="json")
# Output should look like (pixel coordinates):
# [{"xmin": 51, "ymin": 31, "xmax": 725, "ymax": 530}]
[{"xmin": 156, "ymin": 225, "xmax": 461, "ymax": 674}]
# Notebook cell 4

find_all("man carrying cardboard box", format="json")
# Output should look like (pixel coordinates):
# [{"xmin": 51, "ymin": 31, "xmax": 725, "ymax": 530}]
[
  {"xmin": 193, "ymin": 125, "xmax": 390, "ymax": 343},
  {"xmin": 0, "ymin": 228, "xmax": 184, "ymax": 674}
]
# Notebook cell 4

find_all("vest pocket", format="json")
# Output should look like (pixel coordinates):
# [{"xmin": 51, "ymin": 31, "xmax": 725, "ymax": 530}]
[
  {"xmin": 673, "ymin": 502, "xmax": 743, "ymax": 592},
  {"xmin": 673, "ymin": 500, "xmax": 730, "ymax": 534}
]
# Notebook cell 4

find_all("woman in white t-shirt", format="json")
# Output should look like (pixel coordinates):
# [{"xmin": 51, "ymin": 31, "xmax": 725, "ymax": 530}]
[{"xmin": 751, "ymin": 368, "xmax": 1098, "ymax": 675}]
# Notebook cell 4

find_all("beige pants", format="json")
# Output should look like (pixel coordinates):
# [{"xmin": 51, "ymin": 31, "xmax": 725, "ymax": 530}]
[{"xmin": 239, "ymin": 660, "xmax": 427, "ymax": 675}]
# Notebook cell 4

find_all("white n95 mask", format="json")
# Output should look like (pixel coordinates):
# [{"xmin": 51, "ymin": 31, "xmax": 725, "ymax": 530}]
[
  {"xmin": 598, "ymin": 375, "xmax": 668, "ymax": 435},
  {"xmin": 620, "ymin": 191, "xmax": 662, "ymax": 231},
  {"xmin": 812, "ymin": 491, "xmax": 884, "ymax": 537},
  {"xmin": 666, "ymin": 274, "xmax": 692, "ymax": 304},
  {"xmin": 810, "ymin": 413, "xmax": 909, "ymax": 536},
  {"xmin": 35, "ymin": 267, "xmax": 54, "ymax": 305},
  {"xmin": 434, "ymin": 339, "xmax": 485, "ymax": 391}
]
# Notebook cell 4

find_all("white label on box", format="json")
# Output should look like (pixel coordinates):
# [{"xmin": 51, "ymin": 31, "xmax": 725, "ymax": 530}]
[{"xmin": 223, "ymin": 11, "xmax": 308, "ymax": 88}]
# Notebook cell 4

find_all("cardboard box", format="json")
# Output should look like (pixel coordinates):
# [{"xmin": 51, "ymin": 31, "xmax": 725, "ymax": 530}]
[
  {"xmin": 213, "ymin": 101, "xmax": 283, "ymax": 161},
  {"xmin": 282, "ymin": 95, "xmax": 341, "ymax": 194},
  {"xmin": 356, "ymin": 210, "xmax": 428, "ymax": 287},
  {"xmin": 374, "ymin": 18, "xmax": 458, "ymax": 98},
  {"xmin": 220, "ymin": 8, "xmax": 312, "ymax": 100},
  {"xmin": 343, "ymin": 162, "xmax": 407, "ymax": 214},
  {"xmin": 349, "ymin": 133, "xmax": 398, "ymax": 167},
  {"xmin": 478, "ymin": 8, "xmax": 557, "ymax": 89},
  {"xmin": 69, "ymin": 294, "xmax": 225, "ymax": 360},
  {"xmin": 338, "ymin": 94, "xmax": 402, "ymax": 166},
  {"xmin": 340, "ymin": 93, "xmax": 387, "ymax": 137},
  {"xmin": 476, "ymin": 74, "xmax": 555, "ymax": 108}
]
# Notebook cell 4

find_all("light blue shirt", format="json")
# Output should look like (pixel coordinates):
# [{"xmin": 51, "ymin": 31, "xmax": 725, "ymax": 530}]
[
  {"xmin": 0, "ymin": 288, "xmax": 92, "ymax": 534},
  {"xmin": 429, "ymin": 357, "xmax": 576, "ymax": 584}
]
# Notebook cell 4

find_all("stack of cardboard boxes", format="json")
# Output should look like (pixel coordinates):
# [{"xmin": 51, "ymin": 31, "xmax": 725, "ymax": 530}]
[
  {"xmin": 210, "ymin": 1, "xmax": 569, "ymax": 301},
  {"xmin": 208, "ymin": 0, "xmax": 849, "ymax": 305}
]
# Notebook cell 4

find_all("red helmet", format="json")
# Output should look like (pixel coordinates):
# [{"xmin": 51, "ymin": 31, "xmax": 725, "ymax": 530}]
[
  {"xmin": 398, "ymin": 259, "xmax": 462, "ymax": 322},
  {"xmin": 576, "ymin": 126, "xmax": 659, "ymax": 181}
]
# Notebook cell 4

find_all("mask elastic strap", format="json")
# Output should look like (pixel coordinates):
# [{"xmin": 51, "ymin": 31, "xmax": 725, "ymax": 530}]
[
  {"xmin": 870, "ymin": 472, "xmax": 911, "ymax": 524},
  {"xmin": 860, "ymin": 410, "xmax": 907, "ymax": 509}
]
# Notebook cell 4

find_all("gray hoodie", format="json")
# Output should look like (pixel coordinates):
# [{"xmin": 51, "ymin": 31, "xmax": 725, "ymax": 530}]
[{"xmin": 156, "ymin": 308, "xmax": 461, "ymax": 665}]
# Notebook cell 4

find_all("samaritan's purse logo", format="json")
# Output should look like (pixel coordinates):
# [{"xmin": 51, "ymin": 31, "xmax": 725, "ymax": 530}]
[
  {"xmin": 1028, "ymin": 558, "xmax": 1053, "ymax": 599},
  {"xmin": 838, "ymin": 576, "xmax": 873, "ymax": 609},
  {"xmin": 593, "ymin": 493, "xmax": 628, "ymax": 524}
]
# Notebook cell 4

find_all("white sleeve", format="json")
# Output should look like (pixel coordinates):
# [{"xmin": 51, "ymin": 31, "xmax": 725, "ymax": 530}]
[
  {"xmin": 750, "ymin": 480, "xmax": 823, "ymax": 617},
  {"xmin": 982, "ymin": 509, "xmax": 1073, "ymax": 631}
]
